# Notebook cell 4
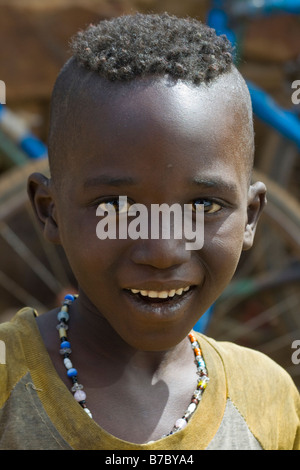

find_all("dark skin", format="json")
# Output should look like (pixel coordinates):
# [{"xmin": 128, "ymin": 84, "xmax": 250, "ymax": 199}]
[{"xmin": 28, "ymin": 70, "xmax": 266, "ymax": 443}]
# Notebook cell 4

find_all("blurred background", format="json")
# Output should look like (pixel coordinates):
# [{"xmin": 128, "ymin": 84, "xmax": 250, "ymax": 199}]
[{"xmin": 0, "ymin": 0, "xmax": 299, "ymax": 388}]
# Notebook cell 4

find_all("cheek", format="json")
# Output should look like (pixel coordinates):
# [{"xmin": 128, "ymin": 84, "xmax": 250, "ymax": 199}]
[
  {"xmin": 203, "ymin": 215, "xmax": 246, "ymax": 286},
  {"xmin": 57, "ymin": 210, "xmax": 122, "ymax": 283}
]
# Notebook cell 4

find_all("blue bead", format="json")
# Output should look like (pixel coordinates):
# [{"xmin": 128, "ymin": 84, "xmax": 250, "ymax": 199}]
[
  {"xmin": 64, "ymin": 294, "xmax": 74, "ymax": 301},
  {"xmin": 60, "ymin": 341, "xmax": 71, "ymax": 349},
  {"xmin": 67, "ymin": 368, "xmax": 78, "ymax": 377}
]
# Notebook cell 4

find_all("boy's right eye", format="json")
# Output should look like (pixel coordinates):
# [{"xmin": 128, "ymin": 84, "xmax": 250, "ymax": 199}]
[{"xmin": 97, "ymin": 197, "xmax": 131, "ymax": 214}]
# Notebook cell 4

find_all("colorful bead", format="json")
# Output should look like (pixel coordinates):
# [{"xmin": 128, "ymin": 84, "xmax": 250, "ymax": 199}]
[
  {"xmin": 64, "ymin": 294, "xmax": 75, "ymax": 301},
  {"xmin": 188, "ymin": 333, "xmax": 196, "ymax": 342},
  {"xmin": 57, "ymin": 310, "xmax": 69, "ymax": 322},
  {"xmin": 197, "ymin": 379, "xmax": 208, "ymax": 390},
  {"xmin": 59, "ymin": 327, "xmax": 67, "ymax": 338},
  {"xmin": 196, "ymin": 359, "xmax": 205, "ymax": 368},
  {"xmin": 67, "ymin": 368, "xmax": 78, "ymax": 377}
]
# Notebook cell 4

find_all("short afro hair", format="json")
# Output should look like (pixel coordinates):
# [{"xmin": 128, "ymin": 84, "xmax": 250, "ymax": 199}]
[
  {"xmin": 70, "ymin": 12, "xmax": 234, "ymax": 85},
  {"xmin": 48, "ymin": 13, "xmax": 243, "ymax": 186}
]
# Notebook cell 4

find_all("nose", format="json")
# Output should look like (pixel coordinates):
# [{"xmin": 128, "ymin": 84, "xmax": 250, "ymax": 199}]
[{"xmin": 130, "ymin": 237, "xmax": 191, "ymax": 270}]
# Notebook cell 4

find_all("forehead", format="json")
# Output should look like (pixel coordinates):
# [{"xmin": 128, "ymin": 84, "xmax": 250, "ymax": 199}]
[
  {"xmin": 55, "ymin": 69, "xmax": 253, "ymax": 187},
  {"xmin": 75, "ymin": 69, "xmax": 250, "ymax": 134}
]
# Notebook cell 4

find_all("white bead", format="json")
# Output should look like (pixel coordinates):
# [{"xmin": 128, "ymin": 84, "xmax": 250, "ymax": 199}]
[
  {"xmin": 187, "ymin": 402, "xmax": 197, "ymax": 414},
  {"xmin": 184, "ymin": 402, "xmax": 197, "ymax": 420},
  {"xmin": 84, "ymin": 407, "xmax": 92, "ymax": 418},
  {"xmin": 175, "ymin": 418, "xmax": 187, "ymax": 430},
  {"xmin": 187, "ymin": 402, "xmax": 197, "ymax": 413},
  {"xmin": 193, "ymin": 389, "xmax": 202, "ymax": 400},
  {"xmin": 71, "ymin": 382, "xmax": 83, "ymax": 392},
  {"xmin": 63, "ymin": 357, "xmax": 73, "ymax": 369},
  {"xmin": 74, "ymin": 390, "xmax": 87, "ymax": 402}
]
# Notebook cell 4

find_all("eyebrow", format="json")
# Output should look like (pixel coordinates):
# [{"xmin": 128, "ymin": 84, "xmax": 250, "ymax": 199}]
[
  {"xmin": 82, "ymin": 174, "xmax": 239, "ymax": 193},
  {"xmin": 192, "ymin": 176, "xmax": 239, "ymax": 193},
  {"xmin": 83, "ymin": 175, "xmax": 137, "ymax": 189}
]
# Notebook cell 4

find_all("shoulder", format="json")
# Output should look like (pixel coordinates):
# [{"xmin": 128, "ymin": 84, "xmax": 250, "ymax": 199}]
[
  {"xmin": 203, "ymin": 336, "xmax": 296, "ymax": 390},
  {"xmin": 0, "ymin": 307, "xmax": 37, "ymax": 348},
  {"xmin": 199, "ymin": 334, "xmax": 298, "ymax": 403},
  {"xmin": 0, "ymin": 308, "xmax": 37, "ymax": 407},
  {"xmin": 197, "ymin": 333, "xmax": 289, "ymax": 377},
  {"xmin": 198, "ymin": 334, "xmax": 300, "ymax": 450}
]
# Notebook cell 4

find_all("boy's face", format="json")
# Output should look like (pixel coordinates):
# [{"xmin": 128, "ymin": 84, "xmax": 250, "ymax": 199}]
[{"xmin": 29, "ymin": 72, "xmax": 266, "ymax": 351}]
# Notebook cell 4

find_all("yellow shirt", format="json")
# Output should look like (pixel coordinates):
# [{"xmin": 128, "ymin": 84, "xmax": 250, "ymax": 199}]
[{"xmin": 0, "ymin": 308, "xmax": 299, "ymax": 450}]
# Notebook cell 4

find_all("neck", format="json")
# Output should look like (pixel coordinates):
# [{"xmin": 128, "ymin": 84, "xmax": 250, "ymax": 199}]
[{"xmin": 69, "ymin": 288, "xmax": 193, "ymax": 377}]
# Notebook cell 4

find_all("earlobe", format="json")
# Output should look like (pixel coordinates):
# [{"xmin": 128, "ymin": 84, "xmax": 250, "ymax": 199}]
[
  {"xmin": 243, "ymin": 181, "xmax": 267, "ymax": 251},
  {"xmin": 27, "ymin": 172, "xmax": 61, "ymax": 245}
]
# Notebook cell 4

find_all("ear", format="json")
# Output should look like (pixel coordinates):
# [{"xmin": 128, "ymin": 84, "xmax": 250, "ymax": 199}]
[
  {"xmin": 243, "ymin": 181, "xmax": 267, "ymax": 251},
  {"xmin": 27, "ymin": 172, "xmax": 61, "ymax": 245}
]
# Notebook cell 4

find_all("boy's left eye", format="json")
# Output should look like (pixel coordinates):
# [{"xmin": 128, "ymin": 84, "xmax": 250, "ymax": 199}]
[{"xmin": 193, "ymin": 199, "xmax": 222, "ymax": 214}]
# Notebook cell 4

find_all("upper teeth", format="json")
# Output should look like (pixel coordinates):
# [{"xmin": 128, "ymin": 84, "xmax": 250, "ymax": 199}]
[{"xmin": 129, "ymin": 286, "xmax": 191, "ymax": 298}]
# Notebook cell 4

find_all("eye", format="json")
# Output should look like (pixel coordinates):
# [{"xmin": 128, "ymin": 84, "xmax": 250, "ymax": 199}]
[
  {"xmin": 193, "ymin": 199, "xmax": 222, "ymax": 214},
  {"xmin": 97, "ymin": 197, "xmax": 131, "ymax": 214}
]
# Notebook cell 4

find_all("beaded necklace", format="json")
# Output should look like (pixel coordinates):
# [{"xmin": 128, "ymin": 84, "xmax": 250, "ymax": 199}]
[{"xmin": 56, "ymin": 294, "xmax": 209, "ymax": 437}]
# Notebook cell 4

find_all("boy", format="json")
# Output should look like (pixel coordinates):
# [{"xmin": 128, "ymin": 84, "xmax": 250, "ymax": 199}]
[{"xmin": 0, "ymin": 13, "xmax": 299, "ymax": 450}]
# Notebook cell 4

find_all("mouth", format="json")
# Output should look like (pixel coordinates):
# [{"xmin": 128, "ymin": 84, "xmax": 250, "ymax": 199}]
[
  {"xmin": 126, "ymin": 286, "xmax": 192, "ymax": 302},
  {"xmin": 119, "ymin": 284, "xmax": 197, "ymax": 348},
  {"xmin": 123, "ymin": 285, "xmax": 196, "ymax": 314}
]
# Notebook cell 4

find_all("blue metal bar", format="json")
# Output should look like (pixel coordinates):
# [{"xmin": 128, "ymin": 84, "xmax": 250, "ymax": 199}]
[
  {"xmin": 209, "ymin": 0, "xmax": 300, "ymax": 17},
  {"xmin": 230, "ymin": 0, "xmax": 300, "ymax": 16},
  {"xmin": 207, "ymin": 2, "xmax": 300, "ymax": 149},
  {"xmin": 0, "ymin": 104, "xmax": 47, "ymax": 159},
  {"xmin": 248, "ymin": 82, "xmax": 300, "ymax": 149},
  {"xmin": 207, "ymin": 5, "xmax": 236, "ymax": 42},
  {"xmin": 193, "ymin": 305, "xmax": 214, "ymax": 333}
]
